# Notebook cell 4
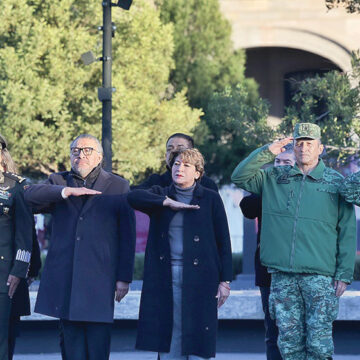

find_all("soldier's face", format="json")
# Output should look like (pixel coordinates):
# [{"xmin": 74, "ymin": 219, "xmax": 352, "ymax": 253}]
[
  {"xmin": 274, "ymin": 151, "xmax": 295, "ymax": 167},
  {"xmin": 294, "ymin": 139, "xmax": 323, "ymax": 167},
  {"xmin": 165, "ymin": 137, "xmax": 191, "ymax": 167},
  {"xmin": 70, "ymin": 138, "xmax": 103, "ymax": 178}
]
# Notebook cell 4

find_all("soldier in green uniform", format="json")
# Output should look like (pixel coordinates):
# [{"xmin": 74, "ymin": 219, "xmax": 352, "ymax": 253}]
[
  {"xmin": 0, "ymin": 134, "xmax": 33, "ymax": 360},
  {"xmin": 231, "ymin": 123, "xmax": 356, "ymax": 360}
]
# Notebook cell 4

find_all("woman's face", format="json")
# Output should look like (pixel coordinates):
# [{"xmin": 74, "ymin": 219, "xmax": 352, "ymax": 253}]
[{"xmin": 172, "ymin": 155, "xmax": 200, "ymax": 188}]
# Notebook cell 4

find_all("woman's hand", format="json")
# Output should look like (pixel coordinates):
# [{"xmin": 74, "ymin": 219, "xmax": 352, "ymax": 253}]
[
  {"xmin": 216, "ymin": 282, "xmax": 230, "ymax": 308},
  {"xmin": 163, "ymin": 196, "xmax": 200, "ymax": 211}
]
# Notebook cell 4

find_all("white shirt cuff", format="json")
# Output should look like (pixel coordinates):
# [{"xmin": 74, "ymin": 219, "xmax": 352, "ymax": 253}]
[{"xmin": 61, "ymin": 188, "xmax": 68, "ymax": 199}]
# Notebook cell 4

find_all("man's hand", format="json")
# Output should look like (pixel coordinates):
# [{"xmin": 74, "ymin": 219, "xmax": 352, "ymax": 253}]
[
  {"xmin": 63, "ymin": 187, "xmax": 101, "ymax": 198},
  {"xmin": 268, "ymin": 137, "xmax": 293, "ymax": 155},
  {"xmin": 7, "ymin": 275, "xmax": 20, "ymax": 299},
  {"xmin": 334, "ymin": 280, "xmax": 347, "ymax": 297},
  {"xmin": 163, "ymin": 196, "xmax": 200, "ymax": 211},
  {"xmin": 216, "ymin": 282, "xmax": 230, "ymax": 308},
  {"xmin": 115, "ymin": 281, "xmax": 129, "ymax": 302}
]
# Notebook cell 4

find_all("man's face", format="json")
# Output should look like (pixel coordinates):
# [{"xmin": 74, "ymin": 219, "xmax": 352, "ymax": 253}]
[
  {"xmin": 274, "ymin": 151, "xmax": 295, "ymax": 167},
  {"xmin": 70, "ymin": 138, "xmax": 103, "ymax": 178},
  {"xmin": 165, "ymin": 137, "xmax": 191, "ymax": 167},
  {"xmin": 294, "ymin": 139, "xmax": 323, "ymax": 167}
]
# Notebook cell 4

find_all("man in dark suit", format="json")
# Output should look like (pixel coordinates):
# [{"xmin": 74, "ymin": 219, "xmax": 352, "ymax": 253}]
[
  {"xmin": 132, "ymin": 133, "xmax": 218, "ymax": 191},
  {"xmin": 24, "ymin": 134, "xmax": 136, "ymax": 360}
]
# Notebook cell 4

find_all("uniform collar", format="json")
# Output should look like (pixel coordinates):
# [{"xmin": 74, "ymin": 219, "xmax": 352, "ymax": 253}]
[{"xmin": 289, "ymin": 159, "xmax": 325, "ymax": 180}]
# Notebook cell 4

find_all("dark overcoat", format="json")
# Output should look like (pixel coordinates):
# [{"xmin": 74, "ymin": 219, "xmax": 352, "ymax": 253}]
[
  {"xmin": 127, "ymin": 184, "xmax": 232, "ymax": 358},
  {"xmin": 24, "ymin": 169, "xmax": 136, "ymax": 323},
  {"xmin": 239, "ymin": 194, "xmax": 271, "ymax": 287}
]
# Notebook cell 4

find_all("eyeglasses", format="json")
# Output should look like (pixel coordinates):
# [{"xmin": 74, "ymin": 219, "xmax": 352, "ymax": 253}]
[{"xmin": 70, "ymin": 147, "xmax": 99, "ymax": 157}]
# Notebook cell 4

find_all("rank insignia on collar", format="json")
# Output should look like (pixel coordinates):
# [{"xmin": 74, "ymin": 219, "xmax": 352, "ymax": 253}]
[{"xmin": 276, "ymin": 174, "xmax": 290, "ymax": 184}]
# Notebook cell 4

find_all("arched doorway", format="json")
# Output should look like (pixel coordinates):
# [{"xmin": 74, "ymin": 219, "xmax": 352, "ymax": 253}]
[{"xmin": 245, "ymin": 47, "xmax": 341, "ymax": 125}]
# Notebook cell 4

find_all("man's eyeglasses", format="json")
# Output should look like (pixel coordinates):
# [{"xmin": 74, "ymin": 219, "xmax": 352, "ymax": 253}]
[{"xmin": 70, "ymin": 147, "xmax": 99, "ymax": 157}]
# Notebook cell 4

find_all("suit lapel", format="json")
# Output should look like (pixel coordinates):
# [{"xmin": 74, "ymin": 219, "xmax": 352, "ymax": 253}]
[
  {"xmin": 65, "ymin": 173, "xmax": 83, "ymax": 212},
  {"xmin": 81, "ymin": 169, "xmax": 112, "ymax": 215}
]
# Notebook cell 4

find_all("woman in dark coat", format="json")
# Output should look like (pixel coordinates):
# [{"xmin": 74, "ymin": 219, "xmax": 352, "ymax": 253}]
[{"xmin": 128, "ymin": 148, "xmax": 232, "ymax": 359}]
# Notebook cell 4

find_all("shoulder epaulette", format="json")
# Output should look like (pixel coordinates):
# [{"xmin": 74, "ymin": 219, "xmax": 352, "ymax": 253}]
[{"xmin": 4, "ymin": 172, "xmax": 26, "ymax": 183}]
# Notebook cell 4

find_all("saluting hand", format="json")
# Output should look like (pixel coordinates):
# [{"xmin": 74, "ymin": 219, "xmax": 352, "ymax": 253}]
[
  {"xmin": 115, "ymin": 281, "xmax": 129, "ymax": 302},
  {"xmin": 216, "ymin": 282, "xmax": 230, "ymax": 308},
  {"xmin": 163, "ymin": 196, "xmax": 200, "ymax": 211},
  {"xmin": 7, "ymin": 274, "xmax": 20, "ymax": 299},
  {"xmin": 63, "ymin": 187, "xmax": 102, "ymax": 197},
  {"xmin": 268, "ymin": 137, "xmax": 293, "ymax": 155}
]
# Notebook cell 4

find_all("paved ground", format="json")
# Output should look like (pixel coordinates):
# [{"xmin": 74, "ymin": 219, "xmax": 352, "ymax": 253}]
[{"xmin": 13, "ymin": 352, "xmax": 360, "ymax": 360}]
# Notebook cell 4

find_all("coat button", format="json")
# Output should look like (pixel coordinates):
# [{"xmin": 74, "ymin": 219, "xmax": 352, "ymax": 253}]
[
  {"xmin": 193, "ymin": 258, "xmax": 199, "ymax": 266},
  {"xmin": 76, "ymin": 236, "xmax": 81, "ymax": 241},
  {"xmin": 0, "ymin": 256, "xmax": 4, "ymax": 260},
  {"xmin": 205, "ymin": 326, "xmax": 209, "ymax": 331},
  {"xmin": 160, "ymin": 255, "xmax": 164, "ymax": 261},
  {"xmin": 194, "ymin": 235, "xmax": 200, "ymax": 242},
  {"xmin": 79, "ymin": 216, "xmax": 84, "ymax": 221}
]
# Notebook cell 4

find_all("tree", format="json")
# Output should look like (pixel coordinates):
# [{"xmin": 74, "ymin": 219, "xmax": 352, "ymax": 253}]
[
  {"xmin": 156, "ymin": 0, "xmax": 246, "ymax": 109},
  {"xmin": 280, "ymin": 58, "xmax": 360, "ymax": 163},
  {"xmin": 326, "ymin": 0, "xmax": 360, "ymax": 13},
  {"xmin": 0, "ymin": 0, "xmax": 201, "ymax": 181},
  {"xmin": 196, "ymin": 84, "xmax": 273, "ymax": 184}
]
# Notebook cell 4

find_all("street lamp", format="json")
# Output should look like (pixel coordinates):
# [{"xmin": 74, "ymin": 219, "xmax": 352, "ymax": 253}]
[{"xmin": 82, "ymin": 0, "xmax": 132, "ymax": 171}]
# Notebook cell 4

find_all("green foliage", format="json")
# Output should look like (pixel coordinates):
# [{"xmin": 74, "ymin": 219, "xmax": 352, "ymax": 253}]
[
  {"xmin": 326, "ymin": 0, "xmax": 360, "ymax": 13},
  {"xmin": 280, "ymin": 65, "xmax": 360, "ymax": 162},
  {"xmin": 156, "ymin": 0, "xmax": 246, "ymax": 109},
  {"xmin": 196, "ymin": 83, "xmax": 273, "ymax": 184},
  {"xmin": 0, "ymin": 0, "xmax": 201, "ymax": 180},
  {"xmin": 133, "ymin": 253, "xmax": 145, "ymax": 281},
  {"xmin": 232, "ymin": 252, "xmax": 243, "ymax": 280}
]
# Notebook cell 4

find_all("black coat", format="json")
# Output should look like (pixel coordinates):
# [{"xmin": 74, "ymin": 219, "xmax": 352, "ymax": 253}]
[
  {"xmin": 11, "ymin": 228, "xmax": 41, "ymax": 317},
  {"xmin": 24, "ymin": 169, "xmax": 136, "ymax": 323},
  {"xmin": 127, "ymin": 184, "xmax": 232, "ymax": 358},
  {"xmin": 239, "ymin": 194, "xmax": 271, "ymax": 287},
  {"xmin": 132, "ymin": 170, "xmax": 218, "ymax": 192}
]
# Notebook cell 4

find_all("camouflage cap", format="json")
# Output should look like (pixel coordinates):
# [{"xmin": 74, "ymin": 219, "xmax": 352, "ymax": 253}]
[
  {"xmin": 293, "ymin": 123, "xmax": 321, "ymax": 140},
  {"xmin": 0, "ymin": 134, "xmax": 7, "ymax": 149}
]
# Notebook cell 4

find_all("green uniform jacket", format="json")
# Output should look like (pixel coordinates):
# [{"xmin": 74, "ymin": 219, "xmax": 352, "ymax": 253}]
[
  {"xmin": 0, "ymin": 172, "xmax": 33, "ymax": 293},
  {"xmin": 231, "ymin": 145, "xmax": 356, "ymax": 283},
  {"xmin": 339, "ymin": 171, "xmax": 360, "ymax": 206}
]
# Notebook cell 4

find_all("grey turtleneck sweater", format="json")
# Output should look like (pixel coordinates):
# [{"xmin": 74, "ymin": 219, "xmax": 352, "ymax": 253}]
[{"xmin": 168, "ymin": 183, "xmax": 196, "ymax": 265}]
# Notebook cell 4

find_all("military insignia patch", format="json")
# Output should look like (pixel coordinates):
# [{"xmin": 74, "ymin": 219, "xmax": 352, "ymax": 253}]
[{"xmin": 0, "ymin": 189, "xmax": 11, "ymax": 200}]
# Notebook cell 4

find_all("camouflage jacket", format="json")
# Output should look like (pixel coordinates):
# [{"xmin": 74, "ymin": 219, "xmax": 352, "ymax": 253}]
[
  {"xmin": 231, "ymin": 145, "xmax": 356, "ymax": 283},
  {"xmin": 339, "ymin": 171, "xmax": 360, "ymax": 207}
]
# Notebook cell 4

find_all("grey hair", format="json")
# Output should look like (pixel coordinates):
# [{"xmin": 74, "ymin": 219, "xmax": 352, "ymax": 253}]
[{"xmin": 70, "ymin": 134, "xmax": 103, "ymax": 154}]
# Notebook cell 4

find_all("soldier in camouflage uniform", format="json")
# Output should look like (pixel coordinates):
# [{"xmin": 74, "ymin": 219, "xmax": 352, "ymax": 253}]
[
  {"xmin": 0, "ymin": 134, "xmax": 33, "ymax": 360},
  {"xmin": 231, "ymin": 123, "xmax": 356, "ymax": 360},
  {"xmin": 339, "ymin": 169, "xmax": 360, "ymax": 206}
]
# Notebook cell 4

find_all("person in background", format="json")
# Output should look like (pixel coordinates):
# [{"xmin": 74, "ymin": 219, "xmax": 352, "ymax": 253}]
[
  {"xmin": 128, "ymin": 148, "xmax": 232, "ymax": 360},
  {"xmin": 132, "ymin": 133, "xmax": 218, "ymax": 192},
  {"xmin": 0, "ymin": 134, "xmax": 33, "ymax": 360},
  {"xmin": 240, "ymin": 144, "xmax": 295, "ymax": 360}
]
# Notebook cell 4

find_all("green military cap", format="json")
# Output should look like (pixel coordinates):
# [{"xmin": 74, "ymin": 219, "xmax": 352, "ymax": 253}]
[
  {"xmin": 293, "ymin": 123, "xmax": 321, "ymax": 140},
  {"xmin": 0, "ymin": 134, "xmax": 7, "ymax": 149}
]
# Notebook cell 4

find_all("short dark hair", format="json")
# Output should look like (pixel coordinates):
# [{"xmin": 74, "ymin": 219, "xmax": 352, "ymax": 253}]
[
  {"xmin": 166, "ymin": 133, "xmax": 194, "ymax": 148},
  {"xmin": 169, "ymin": 148, "xmax": 205, "ymax": 180}
]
